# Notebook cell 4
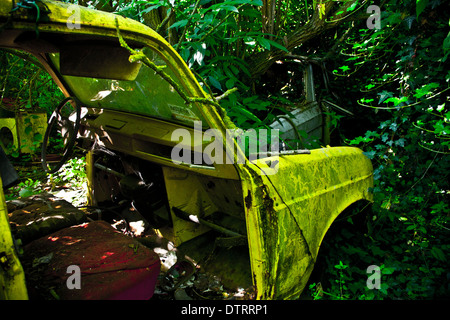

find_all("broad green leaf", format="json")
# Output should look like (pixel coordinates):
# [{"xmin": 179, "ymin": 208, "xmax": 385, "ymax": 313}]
[
  {"xmin": 210, "ymin": 3, "xmax": 239, "ymax": 13},
  {"xmin": 244, "ymin": 36, "xmax": 256, "ymax": 46},
  {"xmin": 236, "ymin": 107, "xmax": 263, "ymax": 123},
  {"xmin": 208, "ymin": 76, "xmax": 222, "ymax": 90},
  {"xmin": 141, "ymin": 4, "xmax": 162, "ymax": 15},
  {"xmin": 383, "ymin": 96, "xmax": 408, "ymax": 106},
  {"xmin": 265, "ymin": 39, "xmax": 289, "ymax": 52},
  {"xmin": 414, "ymin": 82, "xmax": 439, "ymax": 98},
  {"xmin": 381, "ymin": 267, "xmax": 395, "ymax": 275},
  {"xmin": 256, "ymin": 37, "xmax": 271, "ymax": 50},
  {"xmin": 443, "ymin": 28, "xmax": 450, "ymax": 54},
  {"xmin": 33, "ymin": 133, "xmax": 43, "ymax": 141},
  {"xmin": 386, "ymin": 12, "xmax": 402, "ymax": 25},
  {"xmin": 243, "ymin": 95, "xmax": 259, "ymax": 104},
  {"xmin": 377, "ymin": 91, "xmax": 393, "ymax": 104},
  {"xmin": 416, "ymin": 0, "xmax": 429, "ymax": 18},
  {"xmin": 169, "ymin": 19, "xmax": 189, "ymax": 29},
  {"xmin": 19, "ymin": 187, "xmax": 34, "ymax": 198},
  {"xmin": 221, "ymin": 5, "xmax": 239, "ymax": 13},
  {"xmin": 431, "ymin": 247, "xmax": 446, "ymax": 262},
  {"xmin": 225, "ymin": 78, "xmax": 235, "ymax": 89}
]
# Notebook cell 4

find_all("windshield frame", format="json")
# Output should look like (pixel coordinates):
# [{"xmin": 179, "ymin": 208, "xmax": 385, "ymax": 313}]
[{"xmin": 47, "ymin": 45, "xmax": 209, "ymax": 128}]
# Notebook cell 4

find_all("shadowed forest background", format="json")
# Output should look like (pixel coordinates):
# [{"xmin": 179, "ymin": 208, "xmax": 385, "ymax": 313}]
[{"xmin": 1, "ymin": 0, "xmax": 449, "ymax": 299}]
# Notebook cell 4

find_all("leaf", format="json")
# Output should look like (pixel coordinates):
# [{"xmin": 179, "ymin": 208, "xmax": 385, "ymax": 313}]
[
  {"xmin": 383, "ymin": 96, "xmax": 408, "ymax": 106},
  {"xmin": 33, "ymin": 133, "xmax": 43, "ymax": 141},
  {"xmin": 377, "ymin": 91, "xmax": 393, "ymax": 104},
  {"xmin": 416, "ymin": 0, "xmax": 429, "ymax": 18},
  {"xmin": 404, "ymin": 16, "xmax": 416, "ymax": 30},
  {"xmin": 334, "ymin": 260, "xmax": 348, "ymax": 270},
  {"xmin": 265, "ymin": 39, "xmax": 289, "ymax": 52},
  {"xmin": 19, "ymin": 187, "xmax": 34, "ymax": 198},
  {"xmin": 140, "ymin": 4, "xmax": 162, "ymax": 15},
  {"xmin": 318, "ymin": 3, "xmax": 326, "ymax": 19},
  {"xmin": 256, "ymin": 37, "xmax": 271, "ymax": 50},
  {"xmin": 236, "ymin": 107, "xmax": 263, "ymax": 124},
  {"xmin": 210, "ymin": 3, "xmax": 239, "ymax": 13},
  {"xmin": 386, "ymin": 12, "xmax": 402, "ymax": 25},
  {"xmin": 381, "ymin": 266, "xmax": 395, "ymax": 275},
  {"xmin": 244, "ymin": 36, "xmax": 256, "ymax": 46},
  {"xmin": 346, "ymin": 1, "xmax": 358, "ymax": 12},
  {"xmin": 395, "ymin": 138, "xmax": 406, "ymax": 147},
  {"xmin": 339, "ymin": 65, "xmax": 350, "ymax": 72},
  {"xmin": 169, "ymin": 19, "xmax": 189, "ymax": 29},
  {"xmin": 208, "ymin": 76, "xmax": 222, "ymax": 90},
  {"xmin": 414, "ymin": 82, "xmax": 439, "ymax": 98},
  {"xmin": 221, "ymin": 5, "xmax": 239, "ymax": 13},
  {"xmin": 443, "ymin": 30, "xmax": 450, "ymax": 54},
  {"xmin": 243, "ymin": 95, "xmax": 259, "ymax": 104},
  {"xmin": 225, "ymin": 78, "xmax": 235, "ymax": 89},
  {"xmin": 430, "ymin": 247, "xmax": 446, "ymax": 262}
]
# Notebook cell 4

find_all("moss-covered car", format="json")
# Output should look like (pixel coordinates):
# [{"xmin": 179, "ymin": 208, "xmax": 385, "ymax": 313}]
[{"xmin": 0, "ymin": 0, "xmax": 373, "ymax": 300}]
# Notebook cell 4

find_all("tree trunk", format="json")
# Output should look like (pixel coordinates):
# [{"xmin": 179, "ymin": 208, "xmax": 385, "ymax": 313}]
[{"xmin": 262, "ymin": 0, "xmax": 277, "ymax": 39}]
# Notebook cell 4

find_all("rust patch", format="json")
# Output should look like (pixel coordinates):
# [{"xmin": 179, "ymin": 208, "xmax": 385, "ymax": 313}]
[{"xmin": 244, "ymin": 190, "xmax": 252, "ymax": 209}]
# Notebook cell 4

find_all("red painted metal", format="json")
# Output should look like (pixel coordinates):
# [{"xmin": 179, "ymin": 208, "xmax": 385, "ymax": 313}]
[{"xmin": 23, "ymin": 221, "xmax": 160, "ymax": 300}]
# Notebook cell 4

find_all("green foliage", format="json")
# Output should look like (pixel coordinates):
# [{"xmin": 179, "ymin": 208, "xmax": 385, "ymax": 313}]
[
  {"xmin": 49, "ymin": 156, "xmax": 87, "ymax": 189},
  {"xmin": 1, "ymin": 50, "xmax": 67, "ymax": 157},
  {"xmin": 0, "ymin": 50, "xmax": 64, "ymax": 116},
  {"xmin": 166, "ymin": 0, "xmax": 283, "ymax": 128},
  {"xmin": 5, "ymin": 178, "xmax": 42, "ymax": 200},
  {"xmin": 5, "ymin": 157, "xmax": 87, "ymax": 201},
  {"xmin": 105, "ymin": 0, "xmax": 293, "ymax": 128},
  {"xmin": 312, "ymin": 0, "xmax": 450, "ymax": 300}
]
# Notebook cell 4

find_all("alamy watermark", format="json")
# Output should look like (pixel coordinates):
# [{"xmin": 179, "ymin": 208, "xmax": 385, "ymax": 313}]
[
  {"xmin": 66, "ymin": 265, "xmax": 81, "ymax": 290},
  {"xmin": 170, "ymin": 121, "xmax": 280, "ymax": 175},
  {"xmin": 366, "ymin": 5, "xmax": 381, "ymax": 30},
  {"xmin": 366, "ymin": 265, "xmax": 381, "ymax": 290},
  {"xmin": 67, "ymin": 5, "xmax": 81, "ymax": 30}
]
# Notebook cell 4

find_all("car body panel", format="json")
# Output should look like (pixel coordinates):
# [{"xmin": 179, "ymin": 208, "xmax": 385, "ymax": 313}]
[
  {"xmin": 0, "ymin": 177, "xmax": 28, "ymax": 300},
  {"xmin": 246, "ymin": 147, "xmax": 373, "ymax": 298}
]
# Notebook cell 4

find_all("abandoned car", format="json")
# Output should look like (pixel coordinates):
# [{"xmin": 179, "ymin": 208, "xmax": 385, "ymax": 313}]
[{"xmin": 0, "ymin": 0, "xmax": 373, "ymax": 300}]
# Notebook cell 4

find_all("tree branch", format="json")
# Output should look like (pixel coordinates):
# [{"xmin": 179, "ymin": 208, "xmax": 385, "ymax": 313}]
[{"xmin": 246, "ymin": 0, "xmax": 366, "ymax": 80}]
